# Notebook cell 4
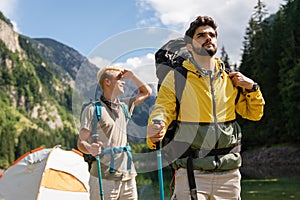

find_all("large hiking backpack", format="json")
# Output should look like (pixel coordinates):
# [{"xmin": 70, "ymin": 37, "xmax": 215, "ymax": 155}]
[
  {"xmin": 154, "ymin": 38, "xmax": 191, "ymax": 148},
  {"xmin": 154, "ymin": 37, "xmax": 193, "ymax": 195}
]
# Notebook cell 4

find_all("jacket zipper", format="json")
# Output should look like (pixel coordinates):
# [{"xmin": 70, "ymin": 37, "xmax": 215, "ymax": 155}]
[{"xmin": 208, "ymin": 71, "xmax": 219, "ymax": 149}]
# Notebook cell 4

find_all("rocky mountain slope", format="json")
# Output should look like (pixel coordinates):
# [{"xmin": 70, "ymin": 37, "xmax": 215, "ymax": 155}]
[{"xmin": 0, "ymin": 12, "xmax": 99, "ymax": 166}]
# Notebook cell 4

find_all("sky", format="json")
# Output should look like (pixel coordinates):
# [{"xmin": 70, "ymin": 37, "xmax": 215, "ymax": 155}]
[{"xmin": 0, "ymin": 0, "xmax": 285, "ymax": 83}]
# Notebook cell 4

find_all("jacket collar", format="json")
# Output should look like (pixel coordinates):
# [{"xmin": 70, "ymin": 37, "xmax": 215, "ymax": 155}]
[{"xmin": 182, "ymin": 57, "xmax": 225, "ymax": 78}]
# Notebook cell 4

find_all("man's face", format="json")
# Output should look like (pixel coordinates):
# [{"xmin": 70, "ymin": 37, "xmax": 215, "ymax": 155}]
[
  {"xmin": 108, "ymin": 70, "xmax": 125, "ymax": 95},
  {"xmin": 189, "ymin": 25, "xmax": 217, "ymax": 57}
]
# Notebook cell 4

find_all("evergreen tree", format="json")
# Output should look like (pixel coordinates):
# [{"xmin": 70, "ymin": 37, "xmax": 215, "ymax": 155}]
[
  {"xmin": 277, "ymin": 0, "xmax": 300, "ymax": 142},
  {"xmin": 240, "ymin": 17, "xmax": 257, "ymax": 77},
  {"xmin": 220, "ymin": 46, "xmax": 231, "ymax": 69},
  {"xmin": 239, "ymin": 0, "xmax": 271, "ymax": 147}
]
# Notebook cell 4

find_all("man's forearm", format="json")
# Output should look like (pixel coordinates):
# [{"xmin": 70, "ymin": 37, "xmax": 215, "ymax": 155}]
[
  {"xmin": 132, "ymin": 75, "xmax": 151, "ymax": 94},
  {"xmin": 77, "ymin": 138, "xmax": 91, "ymax": 154},
  {"xmin": 131, "ymin": 74, "xmax": 152, "ymax": 106}
]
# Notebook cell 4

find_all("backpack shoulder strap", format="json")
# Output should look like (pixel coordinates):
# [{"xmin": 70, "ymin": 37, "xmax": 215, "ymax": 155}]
[
  {"xmin": 174, "ymin": 66, "xmax": 188, "ymax": 119},
  {"xmin": 89, "ymin": 100, "xmax": 102, "ymax": 138},
  {"xmin": 94, "ymin": 101, "xmax": 102, "ymax": 121},
  {"xmin": 92, "ymin": 100, "xmax": 131, "ymax": 122},
  {"xmin": 216, "ymin": 59, "xmax": 242, "ymax": 105},
  {"xmin": 80, "ymin": 100, "xmax": 102, "ymax": 122},
  {"xmin": 120, "ymin": 102, "xmax": 132, "ymax": 120}
]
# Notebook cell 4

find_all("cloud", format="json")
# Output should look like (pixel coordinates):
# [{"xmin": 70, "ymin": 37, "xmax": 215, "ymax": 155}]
[
  {"xmin": 0, "ymin": 0, "xmax": 19, "ymax": 18},
  {"xmin": 10, "ymin": 20, "xmax": 20, "ymax": 32},
  {"xmin": 89, "ymin": 53, "xmax": 157, "ymax": 84},
  {"xmin": 115, "ymin": 53, "xmax": 157, "ymax": 84},
  {"xmin": 137, "ymin": 0, "xmax": 284, "ymax": 64},
  {"xmin": 0, "ymin": 0, "xmax": 20, "ymax": 32},
  {"xmin": 88, "ymin": 56, "xmax": 110, "ymax": 68}
]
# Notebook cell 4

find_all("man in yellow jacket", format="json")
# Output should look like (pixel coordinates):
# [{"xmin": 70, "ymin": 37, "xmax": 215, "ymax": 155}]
[{"xmin": 147, "ymin": 16, "xmax": 265, "ymax": 200}]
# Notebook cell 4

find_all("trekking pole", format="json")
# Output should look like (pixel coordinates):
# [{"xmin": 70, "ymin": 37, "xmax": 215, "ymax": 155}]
[
  {"xmin": 92, "ymin": 133, "xmax": 104, "ymax": 200},
  {"xmin": 153, "ymin": 118, "xmax": 165, "ymax": 200}
]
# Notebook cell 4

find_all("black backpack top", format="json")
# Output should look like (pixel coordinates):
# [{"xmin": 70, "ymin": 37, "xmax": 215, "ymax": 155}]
[{"xmin": 155, "ymin": 37, "xmax": 191, "ymax": 91}]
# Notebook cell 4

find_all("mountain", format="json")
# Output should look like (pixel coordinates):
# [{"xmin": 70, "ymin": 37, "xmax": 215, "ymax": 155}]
[
  {"xmin": 30, "ymin": 38, "xmax": 95, "ymax": 80},
  {"xmin": 0, "ymin": 12, "xmax": 99, "ymax": 167},
  {"xmin": 28, "ymin": 37, "xmax": 101, "ymax": 125}
]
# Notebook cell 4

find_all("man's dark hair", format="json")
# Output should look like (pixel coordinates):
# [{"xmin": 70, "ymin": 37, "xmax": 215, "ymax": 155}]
[{"xmin": 184, "ymin": 16, "xmax": 218, "ymax": 44}]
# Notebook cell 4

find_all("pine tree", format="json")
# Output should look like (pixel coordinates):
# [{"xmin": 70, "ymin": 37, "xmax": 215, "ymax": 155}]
[
  {"xmin": 220, "ymin": 46, "xmax": 231, "ymax": 69},
  {"xmin": 277, "ymin": 0, "xmax": 300, "ymax": 142},
  {"xmin": 239, "ymin": 0, "xmax": 274, "ymax": 146}
]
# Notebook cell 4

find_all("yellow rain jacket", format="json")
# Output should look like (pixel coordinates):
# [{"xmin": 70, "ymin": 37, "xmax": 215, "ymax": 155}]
[{"xmin": 147, "ymin": 58, "xmax": 265, "ymax": 171}]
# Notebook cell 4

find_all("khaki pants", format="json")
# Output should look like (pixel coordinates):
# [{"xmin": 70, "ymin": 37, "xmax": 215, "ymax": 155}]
[
  {"xmin": 89, "ymin": 175, "xmax": 138, "ymax": 200},
  {"xmin": 171, "ymin": 168, "xmax": 241, "ymax": 200}
]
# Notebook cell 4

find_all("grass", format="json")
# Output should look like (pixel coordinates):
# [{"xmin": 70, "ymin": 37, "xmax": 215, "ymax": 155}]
[
  {"xmin": 241, "ymin": 178, "xmax": 300, "ymax": 200},
  {"xmin": 137, "ymin": 176, "xmax": 300, "ymax": 199}
]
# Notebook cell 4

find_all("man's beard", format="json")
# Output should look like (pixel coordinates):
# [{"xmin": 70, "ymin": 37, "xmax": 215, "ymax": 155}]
[{"xmin": 192, "ymin": 43, "xmax": 217, "ymax": 57}]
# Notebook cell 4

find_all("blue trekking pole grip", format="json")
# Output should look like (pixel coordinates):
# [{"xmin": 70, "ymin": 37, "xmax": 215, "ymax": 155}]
[
  {"xmin": 92, "ymin": 133, "xmax": 104, "ymax": 200},
  {"xmin": 152, "ymin": 118, "xmax": 165, "ymax": 200}
]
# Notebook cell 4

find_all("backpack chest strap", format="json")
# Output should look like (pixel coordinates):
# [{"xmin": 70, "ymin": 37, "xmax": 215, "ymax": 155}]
[{"xmin": 101, "ymin": 145, "xmax": 132, "ymax": 174}]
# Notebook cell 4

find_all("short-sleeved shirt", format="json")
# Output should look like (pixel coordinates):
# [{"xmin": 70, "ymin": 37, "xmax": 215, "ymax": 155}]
[{"xmin": 80, "ymin": 97, "xmax": 136, "ymax": 181}]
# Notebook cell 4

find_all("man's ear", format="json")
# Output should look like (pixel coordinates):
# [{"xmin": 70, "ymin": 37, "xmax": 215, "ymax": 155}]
[
  {"xmin": 104, "ymin": 78, "xmax": 111, "ymax": 87},
  {"xmin": 186, "ymin": 43, "xmax": 193, "ymax": 52}
]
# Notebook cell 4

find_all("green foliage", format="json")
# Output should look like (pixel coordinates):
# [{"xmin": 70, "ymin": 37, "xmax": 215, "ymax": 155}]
[
  {"xmin": 130, "ymin": 142, "xmax": 149, "ymax": 153},
  {"xmin": 0, "ymin": 158, "xmax": 9, "ymax": 169},
  {"xmin": 239, "ymin": 0, "xmax": 300, "ymax": 147},
  {"xmin": 15, "ymin": 127, "xmax": 77, "ymax": 158},
  {"xmin": 220, "ymin": 46, "xmax": 231, "ymax": 69},
  {"xmin": 0, "ymin": 11, "xmax": 13, "ymax": 27},
  {"xmin": 0, "ymin": 109, "xmax": 17, "ymax": 166},
  {"xmin": 0, "ymin": 20, "xmax": 78, "ymax": 166}
]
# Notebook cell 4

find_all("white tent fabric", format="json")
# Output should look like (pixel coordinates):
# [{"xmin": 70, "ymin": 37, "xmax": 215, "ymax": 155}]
[{"xmin": 0, "ymin": 146, "xmax": 90, "ymax": 200}]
